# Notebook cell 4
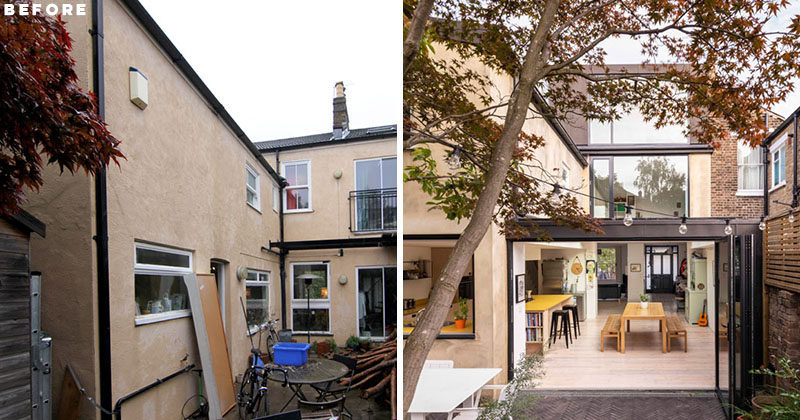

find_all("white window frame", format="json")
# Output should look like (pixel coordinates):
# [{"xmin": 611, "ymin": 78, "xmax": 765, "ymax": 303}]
[
  {"xmin": 770, "ymin": 135, "xmax": 787, "ymax": 192},
  {"xmin": 353, "ymin": 156, "xmax": 397, "ymax": 232},
  {"xmin": 246, "ymin": 163, "xmax": 261, "ymax": 211},
  {"xmin": 272, "ymin": 184, "xmax": 279, "ymax": 213},
  {"xmin": 737, "ymin": 142, "xmax": 764, "ymax": 196},
  {"xmin": 282, "ymin": 160, "xmax": 312, "ymax": 213},
  {"xmin": 245, "ymin": 269, "xmax": 271, "ymax": 335},
  {"xmin": 290, "ymin": 262, "xmax": 331, "ymax": 334},
  {"xmin": 134, "ymin": 242, "xmax": 193, "ymax": 326},
  {"xmin": 355, "ymin": 266, "xmax": 396, "ymax": 341},
  {"xmin": 560, "ymin": 162, "xmax": 570, "ymax": 189}
]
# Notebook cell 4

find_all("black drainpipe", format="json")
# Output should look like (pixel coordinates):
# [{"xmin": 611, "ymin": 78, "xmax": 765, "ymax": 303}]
[
  {"xmin": 763, "ymin": 113, "xmax": 770, "ymax": 217},
  {"xmin": 277, "ymin": 150, "xmax": 287, "ymax": 329},
  {"xmin": 112, "ymin": 364, "xmax": 195, "ymax": 420},
  {"xmin": 91, "ymin": 1, "xmax": 112, "ymax": 419},
  {"xmin": 506, "ymin": 240, "xmax": 514, "ymax": 381}
]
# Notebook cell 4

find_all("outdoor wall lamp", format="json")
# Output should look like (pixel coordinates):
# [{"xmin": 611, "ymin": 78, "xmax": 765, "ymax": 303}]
[
  {"xmin": 623, "ymin": 206, "xmax": 634, "ymax": 227},
  {"xmin": 724, "ymin": 219, "xmax": 733, "ymax": 236},
  {"xmin": 759, "ymin": 216, "xmax": 767, "ymax": 231},
  {"xmin": 678, "ymin": 216, "xmax": 688, "ymax": 235},
  {"xmin": 447, "ymin": 147, "xmax": 462, "ymax": 170},
  {"xmin": 550, "ymin": 184, "xmax": 562, "ymax": 206}
]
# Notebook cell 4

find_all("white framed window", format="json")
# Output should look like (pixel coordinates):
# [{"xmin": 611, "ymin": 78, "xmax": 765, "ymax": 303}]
[
  {"xmin": 354, "ymin": 157, "xmax": 397, "ymax": 232},
  {"xmin": 589, "ymin": 106, "xmax": 688, "ymax": 144},
  {"xmin": 560, "ymin": 162, "xmax": 570, "ymax": 189},
  {"xmin": 134, "ymin": 242, "xmax": 193, "ymax": 326},
  {"xmin": 290, "ymin": 262, "xmax": 330, "ymax": 333},
  {"xmin": 770, "ymin": 136, "xmax": 787, "ymax": 191},
  {"xmin": 737, "ymin": 142, "xmax": 763, "ymax": 195},
  {"xmin": 246, "ymin": 164, "xmax": 261, "ymax": 211},
  {"xmin": 272, "ymin": 185, "xmax": 279, "ymax": 213},
  {"xmin": 245, "ymin": 270, "xmax": 271, "ymax": 335},
  {"xmin": 282, "ymin": 160, "xmax": 311, "ymax": 212}
]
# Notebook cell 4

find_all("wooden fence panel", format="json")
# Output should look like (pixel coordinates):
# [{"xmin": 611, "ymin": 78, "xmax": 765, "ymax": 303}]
[{"xmin": 765, "ymin": 211, "xmax": 800, "ymax": 293}]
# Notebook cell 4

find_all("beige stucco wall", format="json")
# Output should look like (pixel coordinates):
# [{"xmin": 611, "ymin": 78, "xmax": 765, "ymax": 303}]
[
  {"xmin": 689, "ymin": 154, "xmax": 712, "ymax": 217},
  {"xmin": 97, "ymin": 0, "xmax": 283, "ymax": 417}
]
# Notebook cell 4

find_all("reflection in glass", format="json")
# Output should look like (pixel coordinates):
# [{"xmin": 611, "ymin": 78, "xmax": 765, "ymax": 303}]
[
  {"xmin": 613, "ymin": 156, "xmax": 687, "ymax": 218},
  {"xmin": 592, "ymin": 159, "xmax": 611, "ymax": 217},
  {"xmin": 590, "ymin": 107, "xmax": 687, "ymax": 144}
]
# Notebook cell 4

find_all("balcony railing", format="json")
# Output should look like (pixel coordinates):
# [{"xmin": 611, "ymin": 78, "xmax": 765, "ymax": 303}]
[{"xmin": 349, "ymin": 188, "xmax": 397, "ymax": 233}]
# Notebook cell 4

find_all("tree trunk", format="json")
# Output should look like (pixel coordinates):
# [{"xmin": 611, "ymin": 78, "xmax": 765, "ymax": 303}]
[
  {"xmin": 403, "ymin": 0, "xmax": 435, "ymax": 75},
  {"xmin": 402, "ymin": 0, "xmax": 561, "ymax": 416}
]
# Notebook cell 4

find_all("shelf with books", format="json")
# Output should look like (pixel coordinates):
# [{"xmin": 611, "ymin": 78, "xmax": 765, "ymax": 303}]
[{"xmin": 525, "ymin": 311, "xmax": 545, "ymax": 354}]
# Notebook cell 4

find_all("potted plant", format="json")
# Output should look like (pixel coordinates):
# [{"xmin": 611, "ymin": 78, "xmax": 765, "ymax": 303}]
[
  {"xmin": 360, "ymin": 338, "xmax": 371, "ymax": 350},
  {"xmin": 749, "ymin": 358, "xmax": 800, "ymax": 419},
  {"xmin": 454, "ymin": 297, "xmax": 469, "ymax": 329},
  {"xmin": 315, "ymin": 340, "xmax": 331, "ymax": 355},
  {"xmin": 346, "ymin": 335, "xmax": 361, "ymax": 351},
  {"xmin": 640, "ymin": 293, "xmax": 650, "ymax": 308}
]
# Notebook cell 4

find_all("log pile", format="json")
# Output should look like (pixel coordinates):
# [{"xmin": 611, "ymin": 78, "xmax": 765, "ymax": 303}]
[{"xmin": 338, "ymin": 330, "xmax": 397, "ymax": 419}]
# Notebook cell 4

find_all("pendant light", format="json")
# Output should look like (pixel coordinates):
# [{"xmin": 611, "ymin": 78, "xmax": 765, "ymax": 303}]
[
  {"xmin": 623, "ymin": 206, "xmax": 634, "ymax": 227},
  {"xmin": 678, "ymin": 216, "xmax": 688, "ymax": 235}
]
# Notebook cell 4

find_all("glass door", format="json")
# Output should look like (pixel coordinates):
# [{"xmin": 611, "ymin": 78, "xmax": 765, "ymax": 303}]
[
  {"xmin": 718, "ymin": 234, "xmax": 763, "ymax": 418},
  {"xmin": 357, "ymin": 267, "xmax": 397, "ymax": 339}
]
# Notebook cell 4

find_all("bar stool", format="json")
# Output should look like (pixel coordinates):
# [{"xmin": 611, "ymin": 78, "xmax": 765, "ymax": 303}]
[
  {"xmin": 562, "ymin": 304, "xmax": 581, "ymax": 338},
  {"xmin": 548, "ymin": 310, "xmax": 572, "ymax": 349}
]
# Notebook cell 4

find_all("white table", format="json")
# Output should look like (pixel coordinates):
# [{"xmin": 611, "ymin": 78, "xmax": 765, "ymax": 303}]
[{"xmin": 407, "ymin": 368, "xmax": 502, "ymax": 419}]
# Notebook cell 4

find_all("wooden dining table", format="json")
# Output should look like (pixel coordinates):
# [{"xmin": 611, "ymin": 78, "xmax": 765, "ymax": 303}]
[{"xmin": 620, "ymin": 302, "xmax": 667, "ymax": 353}]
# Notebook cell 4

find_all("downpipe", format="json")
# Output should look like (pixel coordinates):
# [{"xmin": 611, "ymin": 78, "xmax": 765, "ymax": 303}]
[{"xmin": 112, "ymin": 364, "xmax": 196, "ymax": 420}]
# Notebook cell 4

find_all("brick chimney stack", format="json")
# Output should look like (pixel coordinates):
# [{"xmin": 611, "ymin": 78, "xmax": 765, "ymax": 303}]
[{"xmin": 333, "ymin": 81, "xmax": 349, "ymax": 139}]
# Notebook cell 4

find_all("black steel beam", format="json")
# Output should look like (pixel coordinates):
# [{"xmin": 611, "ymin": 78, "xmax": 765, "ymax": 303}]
[{"xmin": 270, "ymin": 235, "xmax": 396, "ymax": 251}]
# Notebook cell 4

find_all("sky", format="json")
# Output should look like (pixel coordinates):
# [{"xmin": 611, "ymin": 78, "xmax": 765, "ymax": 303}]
[{"xmin": 138, "ymin": 0, "xmax": 398, "ymax": 141}]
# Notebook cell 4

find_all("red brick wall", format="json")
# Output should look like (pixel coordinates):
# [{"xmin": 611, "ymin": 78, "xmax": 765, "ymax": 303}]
[
  {"xmin": 767, "ymin": 123, "xmax": 797, "ymax": 216},
  {"xmin": 767, "ymin": 286, "xmax": 800, "ymax": 367},
  {"xmin": 710, "ymin": 138, "xmax": 763, "ymax": 218}
]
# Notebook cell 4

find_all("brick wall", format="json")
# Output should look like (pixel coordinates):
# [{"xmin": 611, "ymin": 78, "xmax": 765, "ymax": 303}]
[
  {"xmin": 710, "ymin": 137, "xmax": 764, "ymax": 218},
  {"xmin": 767, "ymin": 122, "xmax": 797, "ymax": 216},
  {"xmin": 767, "ymin": 286, "xmax": 800, "ymax": 368}
]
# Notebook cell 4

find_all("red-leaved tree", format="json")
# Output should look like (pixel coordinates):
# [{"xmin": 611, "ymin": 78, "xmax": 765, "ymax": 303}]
[{"xmin": 0, "ymin": 4, "xmax": 123, "ymax": 216}]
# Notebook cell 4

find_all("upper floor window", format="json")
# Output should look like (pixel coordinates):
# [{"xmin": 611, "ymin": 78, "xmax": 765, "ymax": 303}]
[
  {"xmin": 353, "ymin": 157, "xmax": 397, "ymax": 232},
  {"xmin": 770, "ymin": 136, "xmax": 787, "ymax": 190},
  {"xmin": 134, "ymin": 242, "xmax": 192, "ymax": 326},
  {"xmin": 246, "ymin": 164, "xmax": 260, "ymax": 210},
  {"xmin": 272, "ymin": 185, "xmax": 279, "ymax": 213},
  {"xmin": 591, "ymin": 156, "xmax": 688, "ymax": 219},
  {"xmin": 738, "ymin": 142, "xmax": 763, "ymax": 195},
  {"xmin": 282, "ymin": 160, "xmax": 311, "ymax": 212},
  {"xmin": 589, "ymin": 107, "xmax": 687, "ymax": 144}
]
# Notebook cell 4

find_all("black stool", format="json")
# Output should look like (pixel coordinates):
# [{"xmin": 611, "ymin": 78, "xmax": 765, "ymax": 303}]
[
  {"xmin": 548, "ymin": 310, "xmax": 572, "ymax": 349},
  {"xmin": 562, "ymin": 304, "xmax": 581, "ymax": 338}
]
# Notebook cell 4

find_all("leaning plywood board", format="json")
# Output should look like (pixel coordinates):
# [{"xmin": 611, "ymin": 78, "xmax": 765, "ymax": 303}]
[{"xmin": 185, "ymin": 273, "xmax": 235, "ymax": 419}]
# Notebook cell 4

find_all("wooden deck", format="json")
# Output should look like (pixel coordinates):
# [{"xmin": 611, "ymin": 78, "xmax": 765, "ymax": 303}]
[{"xmin": 537, "ymin": 296, "xmax": 724, "ymax": 390}]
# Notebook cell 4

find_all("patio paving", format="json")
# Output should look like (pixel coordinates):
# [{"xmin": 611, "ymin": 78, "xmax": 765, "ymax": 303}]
[
  {"xmin": 524, "ymin": 391, "xmax": 727, "ymax": 419},
  {"xmin": 537, "ymin": 294, "xmax": 723, "ymax": 390}
]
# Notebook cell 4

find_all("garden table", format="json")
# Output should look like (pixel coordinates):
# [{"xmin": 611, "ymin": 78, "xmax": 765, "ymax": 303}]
[
  {"xmin": 407, "ymin": 367, "xmax": 501, "ymax": 420},
  {"xmin": 620, "ymin": 302, "xmax": 667, "ymax": 353},
  {"xmin": 267, "ymin": 358, "xmax": 349, "ymax": 412}
]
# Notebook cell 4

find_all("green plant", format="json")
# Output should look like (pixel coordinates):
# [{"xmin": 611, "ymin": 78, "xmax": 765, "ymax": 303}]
[
  {"xmin": 346, "ymin": 335, "xmax": 361, "ymax": 348},
  {"xmin": 640, "ymin": 293, "xmax": 650, "ymax": 303},
  {"xmin": 455, "ymin": 298, "xmax": 470, "ymax": 320},
  {"xmin": 743, "ymin": 358, "xmax": 800, "ymax": 420},
  {"xmin": 477, "ymin": 354, "xmax": 544, "ymax": 420},
  {"xmin": 325, "ymin": 338, "xmax": 337, "ymax": 352},
  {"xmin": 311, "ymin": 340, "xmax": 319, "ymax": 354}
]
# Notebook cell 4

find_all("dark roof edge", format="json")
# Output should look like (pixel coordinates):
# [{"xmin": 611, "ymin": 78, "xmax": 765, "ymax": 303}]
[
  {"xmin": 530, "ymin": 89, "xmax": 588, "ymax": 168},
  {"xmin": 119, "ymin": 0, "xmax": 282, "ymax": 185},
  {"xmin": 578, "ymin": 143, "xmax": 713, "ymax": 155},
  {"xmin": 4, "ymin": 210, "xmax": 46, "ymax": 237},
  {"xmin": 258, "ymin": 127, "xmax": 397, "ymax": 152},
  {"xmin": 765, "ymin": 105, "xmax": 800, "ymax": 146}
]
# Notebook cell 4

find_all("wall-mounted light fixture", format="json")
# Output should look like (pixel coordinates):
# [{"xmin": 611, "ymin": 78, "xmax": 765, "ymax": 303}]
[{"xmin": 129, "ymin": 67, "xmax": 148, "ymax": 110}]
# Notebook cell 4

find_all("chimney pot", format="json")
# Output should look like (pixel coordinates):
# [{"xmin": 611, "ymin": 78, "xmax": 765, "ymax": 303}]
[{"xmin": 332, "ymin": 82, "xmax": 349, "ymax": 139}]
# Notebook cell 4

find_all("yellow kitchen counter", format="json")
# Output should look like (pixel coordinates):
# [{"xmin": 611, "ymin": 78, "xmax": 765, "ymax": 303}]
[
  {"xmin": 525, "ymin": 294, "xmax": 573, "ymax": 312},
  {"xmin": 403, "ymin": 320, "xmax": 473, "ymax": 335}
]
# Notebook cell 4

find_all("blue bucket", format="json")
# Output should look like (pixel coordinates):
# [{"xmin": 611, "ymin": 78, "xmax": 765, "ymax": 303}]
[{"xmin": 272, "ymin": 342, "xmax": 310, "ymax": 366}]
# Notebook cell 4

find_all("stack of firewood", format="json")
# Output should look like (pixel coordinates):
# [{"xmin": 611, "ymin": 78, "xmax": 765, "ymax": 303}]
[{"xmin": 338, "ymin": 330, "xmax": 397, "ymax": 418}]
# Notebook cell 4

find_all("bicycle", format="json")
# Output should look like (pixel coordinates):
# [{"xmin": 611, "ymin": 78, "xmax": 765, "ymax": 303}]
[
  {"xmin": 238, "ymin": 297, "xmax": 288, "ymax": 419},
  {"xmin": 263, "ymin": 318, "xmax": 281, "ymax": 362}
]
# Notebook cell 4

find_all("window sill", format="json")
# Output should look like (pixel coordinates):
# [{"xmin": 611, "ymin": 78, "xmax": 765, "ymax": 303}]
[
  {"xmin": 736, "ymin": 190, "xmax": 763, "ymax": 197},
  {"xmin": 135, "ymin": 309, "xmax": 191, "ymax": 326},
  {"xmin": 403, "ymin": 332, "xmax": 476, "ymax": 340},
  {"xmin": 292, "ymin": 331, "xmax": 333, "ymax": 336},
  {"xmin": 247, "ymin": 202, "xmax": 262, "ymax": 213},
  {"xmin": 352, "ymin": 229, "xmax": 397, "ymax": 235},
  {"xmin": 248, "ymin": 323, "xmax": 269, "ymax": 336},
  {"xmin": 769, "ymin": 182, "xmax": 786, "ymax": 193},
  {"xmin": 284, "ymin": 209, "xmax": 313, "ymax": 214}
]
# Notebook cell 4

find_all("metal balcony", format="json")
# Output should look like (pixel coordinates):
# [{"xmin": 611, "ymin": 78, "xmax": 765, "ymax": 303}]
[{"xmin": 349, "ymin": 188, "xmax": 397, "ymax": 233}]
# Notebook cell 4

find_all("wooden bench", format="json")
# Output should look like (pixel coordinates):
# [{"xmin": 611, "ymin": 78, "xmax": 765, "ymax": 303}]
[
  {"xmin": 600, "ymin": 314, "xmax": 621, "ymax": 352},
  {"xmin": 666, "ymin": 315, "xmax": 687, "ymax": 352}
]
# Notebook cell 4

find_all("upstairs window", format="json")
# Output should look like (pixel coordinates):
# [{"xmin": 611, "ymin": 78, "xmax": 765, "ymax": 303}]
[
  {"xmin": 282, "ymin": 161, "xmax": 311, "ymax": 212},
  {"xmin": 246, "ymin": 164, "xmax": 260, "ymax": 210},
  {"xmin": 354, "ymin": 157, "xmax": 397, "ymax": 231},
  {"xmin": 590, "ymin": 107, "xmax": 687, "ymax": 144},
  {"xmin": 737, "ymin": 142, "xmax": 763, "ymax": 195},
  {"xmin": 771, "ymin": 136, "xmax": 787, "ymax": 190}
]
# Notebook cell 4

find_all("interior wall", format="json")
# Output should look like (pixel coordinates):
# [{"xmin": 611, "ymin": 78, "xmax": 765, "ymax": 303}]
[
  {"xmin": 628, "ymin": 243, "xmax": 646, "ymax": 301},
  {"xmin": 404, "ymin": 246, "xmax": 432, "ymax": 300},
  {"xmin": 512, "ymin": 242, "xmax": 526, "ymax": 367}
]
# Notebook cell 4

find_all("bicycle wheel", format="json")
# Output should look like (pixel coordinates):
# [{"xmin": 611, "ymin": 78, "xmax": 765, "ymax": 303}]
[
  {"xmin": 237, "ymin": 369, "xmax": 267, "ymax": 419},
  {"xmin": 265, "ymin": 333, "xmax": 277, "ymax": 362}
]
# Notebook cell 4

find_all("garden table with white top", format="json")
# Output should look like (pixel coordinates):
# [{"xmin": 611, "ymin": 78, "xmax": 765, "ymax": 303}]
[{"xmin": 407, "ymin": 367, "xmax": 502, "ymax": 419}]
